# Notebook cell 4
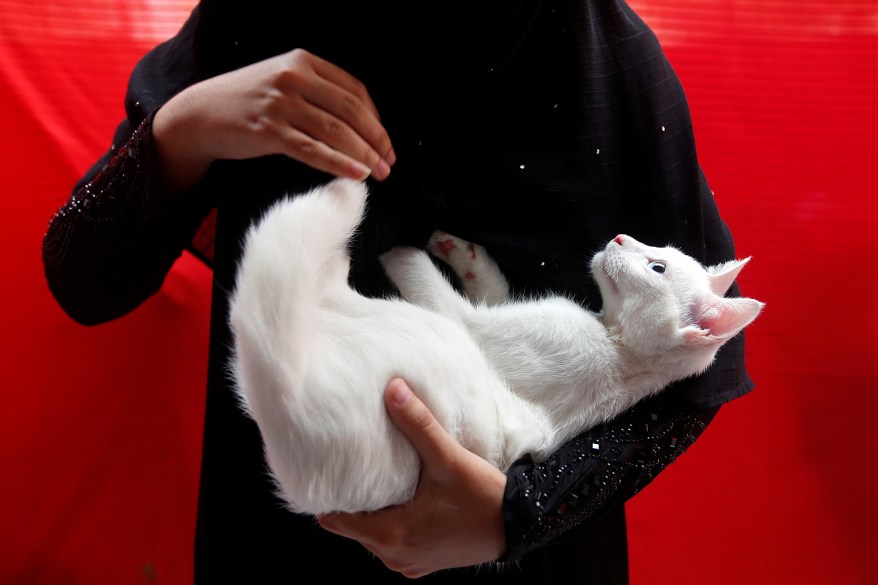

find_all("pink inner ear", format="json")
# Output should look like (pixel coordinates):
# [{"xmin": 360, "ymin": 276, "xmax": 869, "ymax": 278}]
[
  {"xmin": 697, "ymin": 295, "xmax": 764, "ymax": 340},
  {"xmin": 682, "ymin": 325, "xmax": 716, "ymax": 347}
]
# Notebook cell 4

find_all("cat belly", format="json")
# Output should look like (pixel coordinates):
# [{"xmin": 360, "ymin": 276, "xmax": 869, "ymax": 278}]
[{"xmin": 241, "ymin": 295, "xmax": 548, "ymax": 515}]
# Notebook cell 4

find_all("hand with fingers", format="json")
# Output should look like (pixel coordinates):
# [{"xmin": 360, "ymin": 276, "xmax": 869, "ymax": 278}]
[
  {"xmin": 152, "ymin": 48, "xmax": 395, "ymax": 193},
  {"xmin": 318, "ymin": 378, "xmax": 508, "ymax": 579}
]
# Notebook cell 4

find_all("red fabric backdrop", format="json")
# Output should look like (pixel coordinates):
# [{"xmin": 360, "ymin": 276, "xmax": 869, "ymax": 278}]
[{"xmin": 1, "ymin": 1, "xmax": 875, "ymax": 583}]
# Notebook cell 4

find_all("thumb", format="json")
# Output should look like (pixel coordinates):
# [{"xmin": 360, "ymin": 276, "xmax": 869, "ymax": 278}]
[{"xmin": 384, "ymin": 378, "xmax": 457, "ymax": 465}]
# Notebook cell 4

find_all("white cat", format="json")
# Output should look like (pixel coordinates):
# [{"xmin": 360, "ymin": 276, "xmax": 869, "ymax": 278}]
[{"xmin": 228, "ymin": 178, "xmax": 763, "ymax": 516}]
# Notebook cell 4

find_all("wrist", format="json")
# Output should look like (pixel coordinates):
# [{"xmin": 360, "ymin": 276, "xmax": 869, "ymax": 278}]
[{"xmin": 152, "ymin": 89, "xmax": 214, "ymax": 194}]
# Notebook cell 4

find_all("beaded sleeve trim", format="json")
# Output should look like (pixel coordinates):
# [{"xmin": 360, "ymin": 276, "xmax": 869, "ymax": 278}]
[
  {"xmin": 500, "ymin": 399, "xmax": 717, "ymax": 562},
  {"xmin": 43, "ymin": 116, "xmax": 158, "ymax": 266},
  {"xmin": 42, "ymin": 112, "xmax": 213, "ymax": 324}
]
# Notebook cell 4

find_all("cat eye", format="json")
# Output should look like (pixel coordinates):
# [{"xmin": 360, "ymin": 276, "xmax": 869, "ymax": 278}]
[{"xmin": 648, "ymin": 261, "xmax": 666, "ymax": 274}]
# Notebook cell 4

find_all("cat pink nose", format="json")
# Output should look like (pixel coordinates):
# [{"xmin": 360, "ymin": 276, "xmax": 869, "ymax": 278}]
[{"xmin": 614, "ymin": 235, "xmax": 625, "ymax": 245}]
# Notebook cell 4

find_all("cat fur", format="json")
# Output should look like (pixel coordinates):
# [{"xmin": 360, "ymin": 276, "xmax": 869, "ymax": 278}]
[{"xmin": 228, "ymin": 178, "xmax": 763, "ymax": 515}]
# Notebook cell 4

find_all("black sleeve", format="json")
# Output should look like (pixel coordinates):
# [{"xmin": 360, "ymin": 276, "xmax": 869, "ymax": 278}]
[
  {"xmin": 500, "ymin": 391, "xmax": 721, "ymax": 562},
  {"xmin": 41, "ymin": 8, "xmax": 212, "ymax": 325}
]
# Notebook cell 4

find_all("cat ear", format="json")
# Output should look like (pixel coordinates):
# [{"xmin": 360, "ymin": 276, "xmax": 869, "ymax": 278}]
[
  {"xmin": 706, "ymin": 257, "xmax": 751, "ymax": 296},
  {"xmin": 684, "ymin": 295, "xmax": 765, "ymax": 346}
]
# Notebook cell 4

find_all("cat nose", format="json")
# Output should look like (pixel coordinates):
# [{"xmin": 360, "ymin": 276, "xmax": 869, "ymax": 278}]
[{"xmin": 614, "ymin": 235, "xmax": 625, "ymax": 245}]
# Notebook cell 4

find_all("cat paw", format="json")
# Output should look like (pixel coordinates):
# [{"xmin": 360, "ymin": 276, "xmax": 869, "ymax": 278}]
[
  {"xmin": 427, "ymin": 231, "xmax": 510, "ymax": 304},
  {"xmin": 427, "ymin": 232, "xmax": 481, "ymax": 281}
]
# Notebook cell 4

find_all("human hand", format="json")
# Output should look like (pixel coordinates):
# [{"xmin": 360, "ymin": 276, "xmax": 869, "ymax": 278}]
[
  {"xmin": 317, "ymin": 378, "xmax": 508, "ymax": 578},
  {"xmin": 153, "ymin": 48, "xmax": 395, "ymax": 192}
]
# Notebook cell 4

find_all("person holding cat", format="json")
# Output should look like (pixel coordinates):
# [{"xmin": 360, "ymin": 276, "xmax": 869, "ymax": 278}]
[{"xmin": 42, "ymin": 1, "xmax": 756, "ymax": 583}]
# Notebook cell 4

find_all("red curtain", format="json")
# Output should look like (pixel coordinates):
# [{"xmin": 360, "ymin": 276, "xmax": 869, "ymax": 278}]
[
  {"xmin": 1, "ymin": 1, "xmax": 875, "ymax": 583},
  {"xmin": 0, "ymin": 2, "xmax": 209, "ymax": 584}
]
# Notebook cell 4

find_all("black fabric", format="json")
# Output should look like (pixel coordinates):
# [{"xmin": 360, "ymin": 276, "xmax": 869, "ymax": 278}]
[
  {"xmin": 189, "ymin": 0, "xmax": 754, "ymax": 405},
  {"xmin": 501, "ymin": 395, "xmax": 720, "ymax": 562},
  {"xmin": 41, "ymin": 1, "xmax": 757, "ymax": 583}
]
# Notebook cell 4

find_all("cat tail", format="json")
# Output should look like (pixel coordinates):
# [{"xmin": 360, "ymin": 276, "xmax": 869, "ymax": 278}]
[{"xmin": 228, "ymin": 178, "xmax": 368, "ymax": 406}]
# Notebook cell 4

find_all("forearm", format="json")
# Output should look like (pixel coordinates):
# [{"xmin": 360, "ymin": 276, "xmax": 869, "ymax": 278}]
[
  {"xmin": 152, "ymin": 90, "xmax": 217, "ymax": 194},
  {"xmin": 42, "ymin": 113, "xmax": 213, "ymax": 325},
  {"xmin": 501, "ymin": 393, "xmax": 720, "ymax": 562}
]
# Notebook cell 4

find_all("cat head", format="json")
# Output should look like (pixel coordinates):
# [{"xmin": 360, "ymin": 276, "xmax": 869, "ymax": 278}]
[{"xmin": 590, "ymin": 234, "xmax": 764, "ymax": 375}]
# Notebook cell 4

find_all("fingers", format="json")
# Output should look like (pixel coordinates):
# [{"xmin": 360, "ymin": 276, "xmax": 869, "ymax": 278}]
[
  {"xmin": 157, "ymin": 48, "xmax": 397, "ymax": 184},
  {"xmin": 274, "ymin": 125, "xmax": 374, "ymax": 181},
  {"xmin": 278, "ymin": 50, "xmax": 395, "ymax": 181},
  {"xmin": 280, "ymin": 98, "xmax": 391, "ymax": 180},
  {"xmin": 318, "ymin": 378, "xmax": 508, "ymax": 577},
  {"xmin": 304, "ymin": 51, "xmax": 382, "ymax": 119},
  {"xmin": 384, "ymin": 379, "xmax": 458, "ymax": 467},
  {"xmin": 317, "ymin": 378, "xmax": 452, "ymax": 545}
]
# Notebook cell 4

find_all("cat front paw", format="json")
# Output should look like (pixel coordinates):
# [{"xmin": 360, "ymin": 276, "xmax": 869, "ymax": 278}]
[
  {"xmin": 379, "ymin": 245, "xmax": 464, "ymax": 309},
  {"xmin": 379, "ymin": 245, "xmax": 422, "ymax": 275}
]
